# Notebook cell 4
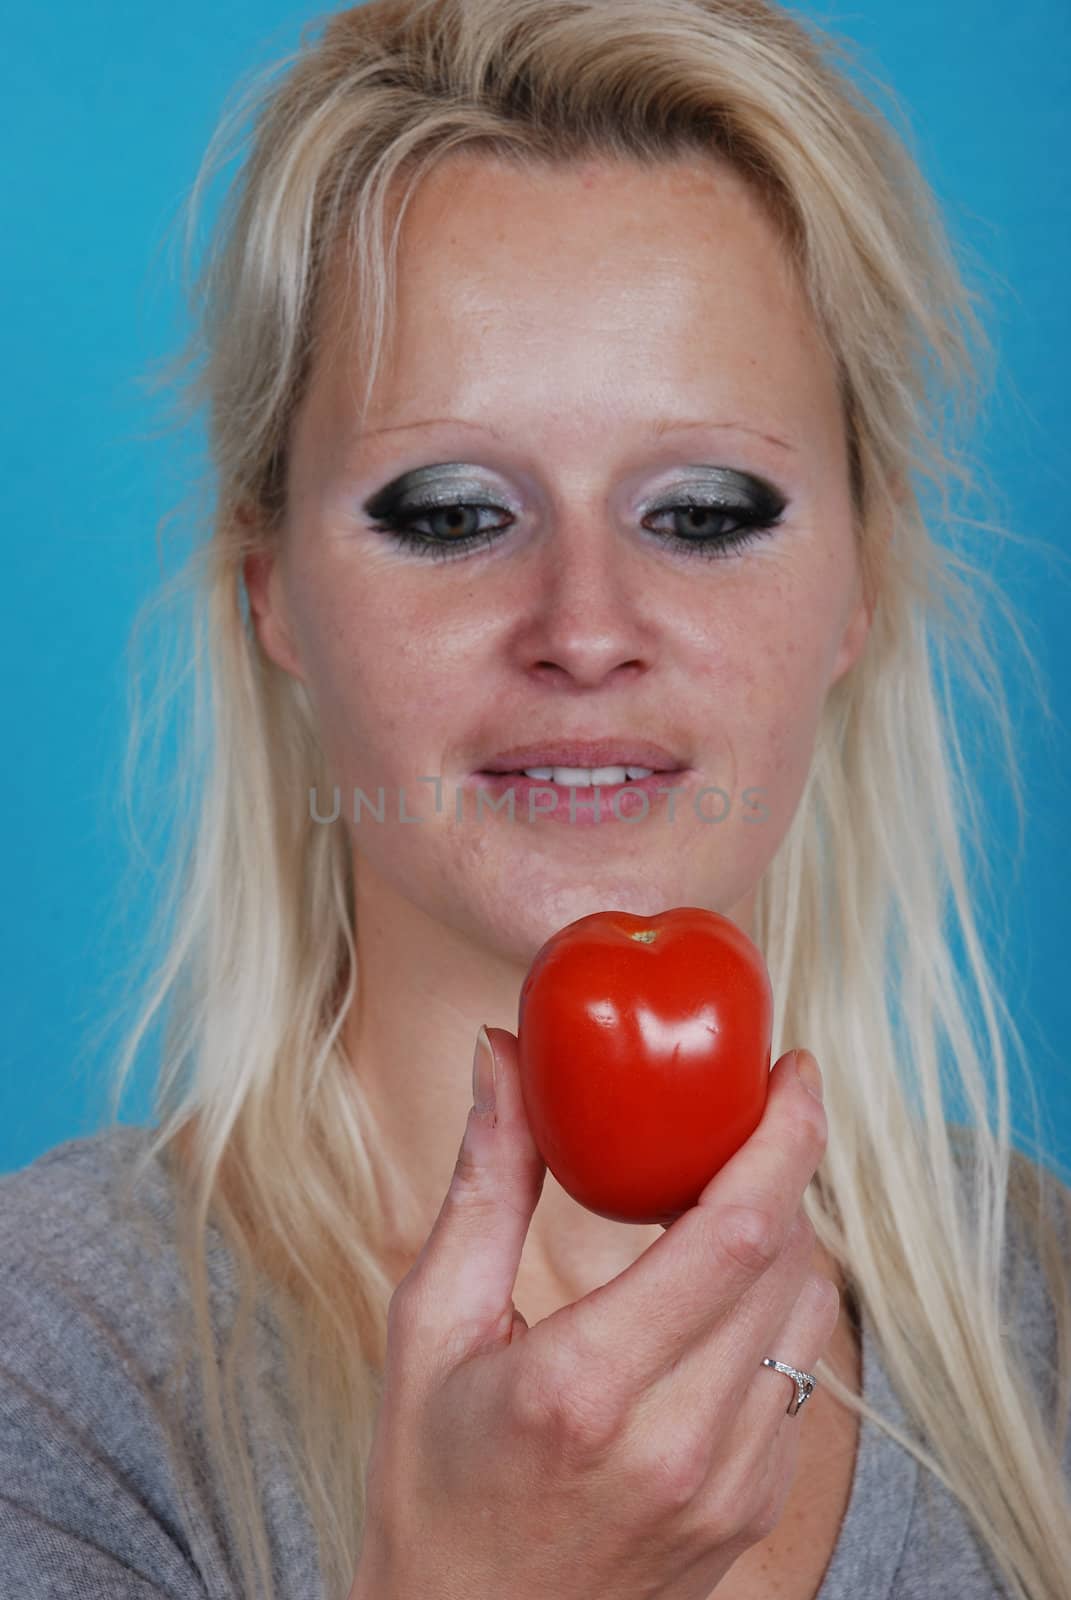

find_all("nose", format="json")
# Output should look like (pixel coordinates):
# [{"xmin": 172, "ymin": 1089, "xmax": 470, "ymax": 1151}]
[{"xmin": 509, "ymin": 516, "xmax": 656, "ymax": 690}]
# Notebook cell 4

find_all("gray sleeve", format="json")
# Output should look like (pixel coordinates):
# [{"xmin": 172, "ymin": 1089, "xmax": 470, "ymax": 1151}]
[
  {"xmin": 0, "ymin": 1148, "xmax": 212, "ymax": 1599},
  {"xmin": 0, "ymin": 1310, "xmax": 209, "ymax": 1598},
  {"xmin": 0, "ymin": 1130, "xmax": 330, "ymax": 1600},
  {"xmin": 0, "ymin": 1494, "xmax": 195, "ymax": 1600},
  {"xmin": 887, "ymin": 1143, "xmax": 1071, "ymax": 1598}
]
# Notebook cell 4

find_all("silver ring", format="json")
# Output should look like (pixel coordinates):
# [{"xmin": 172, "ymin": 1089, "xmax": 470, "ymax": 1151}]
[{"xmin": 762, "ymin": 1357, "xmax": 818, "ymax": 1416}]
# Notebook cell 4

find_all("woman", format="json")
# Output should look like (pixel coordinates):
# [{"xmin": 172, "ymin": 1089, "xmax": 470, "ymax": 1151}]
[{"xmin": 1, "ymin": 1, "xmax": 1068, "ymax": 1597}]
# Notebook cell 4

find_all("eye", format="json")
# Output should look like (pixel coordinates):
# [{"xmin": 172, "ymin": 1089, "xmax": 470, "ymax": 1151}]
[
  {"xmin": 366, "ymin": 499, "xmax": 513, "ymax": 562},
  {"xmin": 640, "ymin": 497, "xmax": 784, "ymax": 560},
  {"xmin": 362, "ymin": 468, "xmax": 788, "ymax": 564}
]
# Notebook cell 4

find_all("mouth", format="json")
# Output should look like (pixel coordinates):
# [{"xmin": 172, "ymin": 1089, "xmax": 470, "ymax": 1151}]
[
  {"xmin": 467, "ymin": 768, "xmax": 690, "ymax": 826},
  {"xmin": 478, "ymin": 765, "xmax": 678, "ymax": 785},
  {"xmin": 477, "ymin": 737, "xmax": 688, "ymax": 780}
]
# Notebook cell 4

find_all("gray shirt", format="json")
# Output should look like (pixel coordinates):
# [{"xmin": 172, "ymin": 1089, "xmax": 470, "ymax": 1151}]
[{"xmin": 0, "ymin": 1124, "xmax": 1066, "ymax": 1598}]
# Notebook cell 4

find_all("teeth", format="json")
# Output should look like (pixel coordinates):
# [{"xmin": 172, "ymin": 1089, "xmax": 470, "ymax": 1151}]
[{"xmin": 519, "ymin": 765, "xmax": 654, "ymax": 784}]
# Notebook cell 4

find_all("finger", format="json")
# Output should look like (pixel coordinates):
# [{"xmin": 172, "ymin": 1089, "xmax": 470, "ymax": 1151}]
[
  {"xmin": 692, "ymin": 1268, "xmax": 841, "ymax": 1524},
  {"xmin": 743, "ymin": 1272, "xmax": 840, "ymax": 1430},
  {"xmin": 621, "ymin": 1206, "xmax": 819, "ymax": 1455},
  {"xmin": 398, "ymin": 1027, "xmax": 549, "ymax": 1370},
  {"xmin": 546, "ymin": 1049, "xmax": 827, "ymax": 1390}
]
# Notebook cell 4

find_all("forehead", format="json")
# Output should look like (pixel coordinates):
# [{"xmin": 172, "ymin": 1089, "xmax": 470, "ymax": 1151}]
[{"xmin": 300, "ymin": 151, "xmax": 840, "ymax": 460}]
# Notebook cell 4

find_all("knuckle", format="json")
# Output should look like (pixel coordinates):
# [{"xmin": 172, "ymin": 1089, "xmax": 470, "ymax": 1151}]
[
  {"xmin": 702, "ymin": 1479, "xmax": 749, "ymax": 1547},
  {"xmin": 803, "ymin": 1271, "xmax": 841, "ymax": 1330},
  {"xmin": 504, "ymin": 1349, "xmax": 564, "ymax": 1433},
  {"xmin": 787, "ymin": 1209, "xmax": 818, "ymax": 1258},
  {"xmin": 385, "ymin": 1279, "xmax": 416, "ymax": 1340},
  {"xmin": 753, "ymin": 1441, "xmax": 798, "ymax": 1539},
  {"xmin": 716, "ymin": 1442, "xmax": 795, "ymax": 1547},
  {"xmin": 630, "ymin": 1432, "xmax": 707, "ymax": 1510},
  {"xmin": 747, "ymin": 1490, "xmax": 786, "ymax": 1544},
  {"xmin": 512, "ymin": 1346, "xmax": 618, "ymax": 1456},
  {"xmin": 555, "ymin": 1382, "xmax": 621, "ymax": 1458},
  {"xmin": 715, "ymin": 1201, "xmax": 785, "ymax": 1274},
  {"xmin": 446, "ymin": 1143, "xmax": 500, "ymax": 1220},
  {"xmin": 384, "ymin": 1278, "xmax": 442, "ymax": 1372},
  {"xmin": 798, "ymin": 1098, "xmax": 829, "ymax": 1155},
  {"xmin": 383, "ymin": 1283, "xmax": 433, "ymax": 1388}
]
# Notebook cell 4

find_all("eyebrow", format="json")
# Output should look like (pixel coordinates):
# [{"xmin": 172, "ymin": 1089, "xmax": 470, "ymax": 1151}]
[{"xmin": 352, "ymin": 416, "xmax": 796, "ymax": 452}]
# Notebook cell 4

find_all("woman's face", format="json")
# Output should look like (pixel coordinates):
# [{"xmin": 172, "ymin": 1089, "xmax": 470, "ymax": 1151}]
[{"xmin": 247, "ymin": 153, "xmax": 871, "ymax": 966}]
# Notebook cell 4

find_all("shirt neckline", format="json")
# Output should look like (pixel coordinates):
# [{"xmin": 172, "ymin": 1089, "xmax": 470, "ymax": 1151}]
[{"xmin": 815, "ymin": 1299, "xmax": 919, "ymax": 1598}]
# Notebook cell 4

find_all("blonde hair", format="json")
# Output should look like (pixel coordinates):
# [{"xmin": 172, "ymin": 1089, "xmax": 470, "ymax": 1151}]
[{"xmin": 93, "ymin": 1, "xmax": 1071, "ymax": 1596}]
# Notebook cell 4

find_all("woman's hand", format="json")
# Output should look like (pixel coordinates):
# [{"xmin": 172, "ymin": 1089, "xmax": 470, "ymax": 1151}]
[{"xmin": 350, "ymin": 1034, "xmax": 836, "ymax": 1600}]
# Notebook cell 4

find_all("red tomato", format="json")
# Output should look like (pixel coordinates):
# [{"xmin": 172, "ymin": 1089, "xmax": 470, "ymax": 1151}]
[{"xmin": 517, "ymin": 907, "xmax": 773, "ymax": 1225}]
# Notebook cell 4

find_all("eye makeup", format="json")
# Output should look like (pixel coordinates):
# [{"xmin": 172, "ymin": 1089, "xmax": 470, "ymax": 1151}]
[{"xmin": 361, "ymin": 462, "xmax": 788, "ymax": 564}]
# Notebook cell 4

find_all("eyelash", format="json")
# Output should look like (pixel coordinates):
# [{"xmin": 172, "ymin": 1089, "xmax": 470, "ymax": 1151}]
[{"xmin": 366, "ymin": 495, "xmax": 784, "ymax": 563}]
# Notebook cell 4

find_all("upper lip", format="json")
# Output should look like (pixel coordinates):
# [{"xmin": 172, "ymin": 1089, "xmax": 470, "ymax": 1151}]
[{"xmin": 478, "ymin": 738, "xmax": 688, "ymax": 773}]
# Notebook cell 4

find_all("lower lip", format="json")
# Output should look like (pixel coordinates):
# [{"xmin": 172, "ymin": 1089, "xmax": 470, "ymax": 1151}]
[{"xmin": 466, "ymin": 770, "xmax": 690, "ymax": 825}]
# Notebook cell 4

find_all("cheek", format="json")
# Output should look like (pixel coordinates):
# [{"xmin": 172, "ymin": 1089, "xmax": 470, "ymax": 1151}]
[
  {"xmin": 281, "ymin": 570, "xmax": 390, "ymax": 774},
  {"xmin": 706, "ymin": 587, "xmax": 836, "ymax": 815},
  {"xmin": 289, "ymin": 567, "xmax": 469, "ymax": 778}
]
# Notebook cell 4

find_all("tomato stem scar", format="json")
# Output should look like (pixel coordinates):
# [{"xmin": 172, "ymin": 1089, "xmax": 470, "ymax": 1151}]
[{"xmin": 630, "ymin": 930, "xmax": 659, "ymax": 943}]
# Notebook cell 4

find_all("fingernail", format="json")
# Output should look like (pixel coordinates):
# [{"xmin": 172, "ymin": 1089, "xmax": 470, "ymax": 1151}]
[
  {"xmin": 795, "ymin": 1049, "xmax": 824, "ymax": 1102},
  {"xmin": 472, "ymin": 1025, "xmax": 497, "ymax": 1115}
]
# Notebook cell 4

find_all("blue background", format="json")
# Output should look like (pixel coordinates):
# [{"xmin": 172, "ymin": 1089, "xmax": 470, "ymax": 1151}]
[{"xmin": 3, "ymin": 1, "xmax": 1068, "ymax": 1175}]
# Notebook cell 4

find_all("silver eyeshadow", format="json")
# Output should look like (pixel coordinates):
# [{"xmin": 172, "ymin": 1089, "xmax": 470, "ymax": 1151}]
[{"xmin": 361, "ymin": 462, "xmax": 788, "ymax": 522}]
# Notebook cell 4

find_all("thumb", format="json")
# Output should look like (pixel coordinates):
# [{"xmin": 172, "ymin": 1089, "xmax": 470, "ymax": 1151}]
[{"xmin": 413, "ymin": 1025, "xmax": 548, "ymax": 1360}]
